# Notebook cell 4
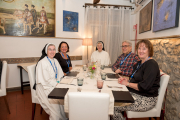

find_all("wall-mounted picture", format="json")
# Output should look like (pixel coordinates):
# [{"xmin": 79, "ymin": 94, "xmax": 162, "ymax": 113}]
[
  {"xmin": 153, "ymin": 0, "xmax": 180, "ymax": 32},
  {"xmin": 0, "ymin": 0, "xmax": 55, "ymax": 37},
  {"xmin": 139, "ymin": 0, "xmax": 153, "ymax": 34},
  {"xmin": 63, "ymin": 10, "xmax": 78, "ymax": 32}
]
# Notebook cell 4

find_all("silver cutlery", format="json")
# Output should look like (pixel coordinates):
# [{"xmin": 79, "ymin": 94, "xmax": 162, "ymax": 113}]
[
  {"xmin": 65, "ymin": 76, "xmax": 78, "ymax": 79},
  {"xmin": 60, "ymin": 83, "xmax": 76, "ymax": 86},
  {"xmin": 107, "ymin": 85, "xmax": 122, "ymax": 88},
  {"xmin": 105, "ymin": 80, "xmax": 118, "ymax": 81}
]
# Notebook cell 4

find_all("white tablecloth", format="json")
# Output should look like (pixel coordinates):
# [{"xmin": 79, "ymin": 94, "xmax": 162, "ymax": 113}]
[{"xmin": 56, "ymin": 67, "xmax": 129, "ymax": 115}]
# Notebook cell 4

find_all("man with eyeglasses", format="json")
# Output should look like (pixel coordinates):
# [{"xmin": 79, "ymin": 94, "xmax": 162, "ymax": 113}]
[{"xmin": 112, "ymin": 40, "xmax": 140, "ymax": 76}]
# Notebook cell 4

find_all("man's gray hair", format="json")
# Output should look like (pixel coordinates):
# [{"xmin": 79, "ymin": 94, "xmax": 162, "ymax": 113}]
[{"xmin": 122, "ymin": 40, "xmax": 132, "ymax": 46}]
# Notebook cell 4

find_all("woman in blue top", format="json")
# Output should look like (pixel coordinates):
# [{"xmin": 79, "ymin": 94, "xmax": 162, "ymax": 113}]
[{"xmin": 54, "ymin": 41, "xmax": 72, "ymax": 76}]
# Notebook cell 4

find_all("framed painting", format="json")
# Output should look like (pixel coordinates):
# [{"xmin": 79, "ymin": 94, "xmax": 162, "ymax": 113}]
[
  {"xmin": 139, "ymin": 0, "xmax": 153, "ymax": 34},
  {"xmin": 153, "ymin": 0, "xmax": 180, "ymax": 32},
  {"xmin": 0, "ymin": 0, "xmax": 55, "ymax": 37},
  {"xmin": 63, "ymin": 10, "xmax": 78, "ymax": 32}
]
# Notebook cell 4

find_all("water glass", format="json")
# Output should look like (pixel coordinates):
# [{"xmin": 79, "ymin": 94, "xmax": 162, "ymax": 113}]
[
  {"xmin": 101, "ymin": 65, "xmax": 105, "ymax": 70},
  {"xmin": 97, "ymin": 80, "xmax": 104, "ymax": 89},
  {"xmin": 97, "ymin": 59, "xmax": 101, "ymax": 67},
  {"xmin": 101, "ymin": 72, "xmax": 106, "ymax": 76},
  {"xmin": 77, "ymin": 77, "xmax": 84, "ymax": 86},
  {"xmin": 83, "ymin": 65, "xmax": 87, "ymax": 71},
  {"xmin": 101, "ymin": 74, "xmax": 106, "ymax": 80}
]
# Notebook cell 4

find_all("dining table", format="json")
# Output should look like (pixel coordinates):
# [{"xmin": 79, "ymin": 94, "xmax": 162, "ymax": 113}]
[
  {"xmin": 17, "ymin": 62, "xmax": 37, "ymax": 94},
  {"xmin": 48, "ymin": 66, "xmax": 134, "ymax": 115}
]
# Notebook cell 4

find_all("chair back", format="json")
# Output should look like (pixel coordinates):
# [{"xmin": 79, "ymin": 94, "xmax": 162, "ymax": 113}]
[
  {"xmin": 27, "ymin": 64, "xmax": 38, "ymax": 103},
  {"xmin": 126, "ymin": 72, "xmax": 170, "ymax": 118},
  {"xmin": 155, "ymin": 72, "xmax": 170, "ymax": 115},
  {"xmin": 0, "ymin": 61, "xmax": 7, "ymax": 96},
  {"xmin": 68, "ymin": 92, "xmax": 110, "ymax": 120}
]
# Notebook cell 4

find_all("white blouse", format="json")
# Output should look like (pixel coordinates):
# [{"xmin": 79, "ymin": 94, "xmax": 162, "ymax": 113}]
[{"xmin": 91, "ymin": 50, "xmax": 111, "ymax": 66}]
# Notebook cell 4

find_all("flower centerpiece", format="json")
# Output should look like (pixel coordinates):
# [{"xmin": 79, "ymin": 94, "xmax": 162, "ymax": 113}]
[{"xmin": 88, "ymin": 62, "xmax": 96, "ymax": 79}]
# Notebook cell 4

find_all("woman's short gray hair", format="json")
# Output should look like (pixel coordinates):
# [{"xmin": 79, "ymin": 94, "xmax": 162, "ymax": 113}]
[{"xmin": 122, "ymin": 40, "xmax": 132, "ymax": 46}]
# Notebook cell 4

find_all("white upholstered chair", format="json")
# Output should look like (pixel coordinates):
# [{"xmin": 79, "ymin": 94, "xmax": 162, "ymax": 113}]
[
  {"xmin": 125, "ymin": 72, "xmax": 170, "ymax": 120},
  {"xmin": 27, "ymin": 64, "xmax": 43, "ymax": 120},
  {"xmin": 68, "ymin": 92, "xmax": 110, "ymax": 120},
  {"xmin": 0, "ymin": 61, "xmax": 10, "ymax": 114}
]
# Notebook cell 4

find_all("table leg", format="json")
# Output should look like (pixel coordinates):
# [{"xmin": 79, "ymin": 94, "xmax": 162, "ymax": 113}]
[{"xmin": 20, "ymin": 67, "xmax": 24, "ymax": 94}]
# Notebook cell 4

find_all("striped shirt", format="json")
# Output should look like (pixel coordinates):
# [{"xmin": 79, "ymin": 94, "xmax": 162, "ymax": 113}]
[{"xmin": 112, "ymin": 52, "xmax": 140, "ymax": 76}]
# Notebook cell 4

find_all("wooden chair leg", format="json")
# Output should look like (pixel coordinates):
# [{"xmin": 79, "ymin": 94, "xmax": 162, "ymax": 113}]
[
  {"xmin": 123, "ymin": 112, "xmax": 128, "ymax": 120},
  {"xmin": 110, "ymin": 115, "xmax": 112, "ymax": 120},
  {"xmin": 32, "ymin": 103, "xmax": 36, "ymax": 120},
  {"xmin": 160, "ymin": 109, "xmax": 165, "ymax": 120},
  {"xmin": 40, "ymin": 107, "xmax": 43, "ymax": 114},
  {"xmin": 3, "ymin": 96, "xmax": 10, "ymax": 114}
]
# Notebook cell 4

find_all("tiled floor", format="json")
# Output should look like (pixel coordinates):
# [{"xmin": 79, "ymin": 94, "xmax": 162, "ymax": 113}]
[{"xmin": 0, "ymin": 90, "xmax": 159, "ymax": 120}]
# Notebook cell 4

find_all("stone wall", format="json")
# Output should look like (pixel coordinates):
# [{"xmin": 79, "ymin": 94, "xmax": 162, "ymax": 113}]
[{"xmin": 150, "ymin": 39, "xmax": 180, "ymax": 120}]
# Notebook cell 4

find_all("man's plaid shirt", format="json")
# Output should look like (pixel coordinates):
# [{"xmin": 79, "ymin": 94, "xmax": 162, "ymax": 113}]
[{"xmin": 112, "ymin": 52, "xmax": 140, "ymax": 76}]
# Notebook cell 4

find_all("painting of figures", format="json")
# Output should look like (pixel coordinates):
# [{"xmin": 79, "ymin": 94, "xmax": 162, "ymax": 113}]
[
  {"xmin": 0, "ymin": 0, "xmax": 55, "ymax": 37},
  {"xmin": 63, "ymin": 10, "xmax": 78, "ymax": 32},
  {"xmin": 153, "ymin": 0, "xmax": 180, "ymax": 32}
]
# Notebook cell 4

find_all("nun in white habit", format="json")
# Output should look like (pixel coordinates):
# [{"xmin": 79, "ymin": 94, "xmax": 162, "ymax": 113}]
[
  {"xmin": 91, "ymin": 41, "xmax": 111, "ymax": 66},
  {"xmin": 36, "ymin": 43, "xmax": 67, "ymax": 120}
]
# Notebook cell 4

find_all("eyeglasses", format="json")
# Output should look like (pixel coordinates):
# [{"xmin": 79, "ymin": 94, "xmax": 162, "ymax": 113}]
[
  {"xmin": 121, "ymin": 45, "xmax": 130, "ymax": 48},
  {"xmin": 48, "ymin": 49, "xmax": 56, "ymax": 51}
]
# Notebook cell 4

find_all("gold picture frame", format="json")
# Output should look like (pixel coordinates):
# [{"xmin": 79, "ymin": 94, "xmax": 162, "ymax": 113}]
[{"xmin": 0, "ymin": 0, "xmax": 55, "ymax": 37}]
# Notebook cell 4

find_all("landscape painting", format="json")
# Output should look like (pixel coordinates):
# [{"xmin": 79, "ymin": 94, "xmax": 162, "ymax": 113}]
[
  {"xmin": 0, "ymin": 0, "xmax": 55, "ymax": 37},
  {"xmin": 153, "ymin": 0, "xmax": 180, "ymax": 32},
  {"xmin": 63, "ymin": 10, "xmax": 78, "ymax": 32}
]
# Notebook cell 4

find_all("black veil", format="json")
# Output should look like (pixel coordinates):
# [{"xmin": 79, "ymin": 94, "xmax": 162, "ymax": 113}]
[{"xmin": 33, "ymin": 44, "xmax": 48, "ymax": 90}]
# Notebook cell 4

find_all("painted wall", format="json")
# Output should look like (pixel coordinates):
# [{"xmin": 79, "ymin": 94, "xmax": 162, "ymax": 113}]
[
  {"xmin": 134, "ymin": 0, "xmax": 180, "ymax": 39},
  {"xmin": 0, "ymin": 0, "xmax": 134, "ymax": 88}
]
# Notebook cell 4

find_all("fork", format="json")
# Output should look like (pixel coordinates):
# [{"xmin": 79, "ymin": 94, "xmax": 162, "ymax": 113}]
[
  {"xmin": 105, "ymin": 79, "xmax": 118, "ymax": 81},
  {"xmin": 107, "ymin": 85, "xmax": 122, "ymax": 88},
  {"xmin": 60, "ymin": 83, "xmax": 76, "ymax": 86}
]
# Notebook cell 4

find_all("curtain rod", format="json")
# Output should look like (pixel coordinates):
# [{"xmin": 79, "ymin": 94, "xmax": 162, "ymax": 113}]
[{"xmin": 83, "ymin": 3, "xmax": 134, "ymax": 9}]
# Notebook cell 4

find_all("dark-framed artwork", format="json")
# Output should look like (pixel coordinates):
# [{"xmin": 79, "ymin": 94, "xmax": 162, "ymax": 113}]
[
  {"xmin": 0, "ymin": 0, "xmax": 55, "ymax": 37},
  {"xmin": 139, "ymin": 0, "xmax": 153, "ymax": 34},
  {"xmin": 63, "ymin": 10, "xmax": 78, "ymax": 32},
  {"xmin": 153, "ymin": 0, "xmax": 180, "ymax": 32}
]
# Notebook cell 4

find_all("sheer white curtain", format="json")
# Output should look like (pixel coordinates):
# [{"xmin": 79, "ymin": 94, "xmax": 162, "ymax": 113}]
[{"xmin": 83, "ymin": 6, "xmax": 131, "ymax": 64}]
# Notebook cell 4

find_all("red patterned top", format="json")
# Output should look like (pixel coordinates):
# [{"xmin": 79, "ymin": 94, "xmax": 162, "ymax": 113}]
[{"xmin": 112, "ymin": 52, "xmax": 140, "ymax": 76}]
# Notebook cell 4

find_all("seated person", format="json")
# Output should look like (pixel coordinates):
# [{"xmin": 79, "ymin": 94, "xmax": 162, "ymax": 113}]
[
  {"xmin": 112, "ymin": 40, "xmax": 160, "ymax": 120},
  {"xmin": 91, "ymin": 41, "xmax": 111, "ymax": 66},
  {"xmin": 112, "ymin": 40, "xmax": 139, "ymax": 76},
  {"xmin": 36, "ymin": 43, "xmax": 67, "ymax": 120},
  {"xmin": 54, "ymin": 41, "xmax": 72, "ymax": 76}
]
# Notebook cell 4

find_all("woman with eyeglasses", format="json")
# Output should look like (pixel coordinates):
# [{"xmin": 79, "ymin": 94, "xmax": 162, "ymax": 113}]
[
  {"xmin": 54, "ymin": 41, "xmax": 72, "ymax": 76},
  {"xmin": 36, "ymin": 43, "xmax": 67, "ymax": 120},
  {"xmin": 90, "ymin": 41, "xmax": 111, "ymax": 66}
]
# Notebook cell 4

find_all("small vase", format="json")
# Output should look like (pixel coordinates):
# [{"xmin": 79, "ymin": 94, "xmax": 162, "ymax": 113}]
[{"xmin": 90, "ymin": 72, "xmax": 94, "ymax": 79}]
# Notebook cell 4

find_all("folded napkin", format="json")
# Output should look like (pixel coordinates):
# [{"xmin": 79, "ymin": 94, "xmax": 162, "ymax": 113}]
[
  {"xmin": 102, "ymin": 68, "xmax": 115, "ymax": 74},
  {"xmin": 71, "ymin": 67, "xmax": 81, "ymax": 72},
  {"xmin": 60, "ymin": 77, "xmax": 74, "ymax": 84}
]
